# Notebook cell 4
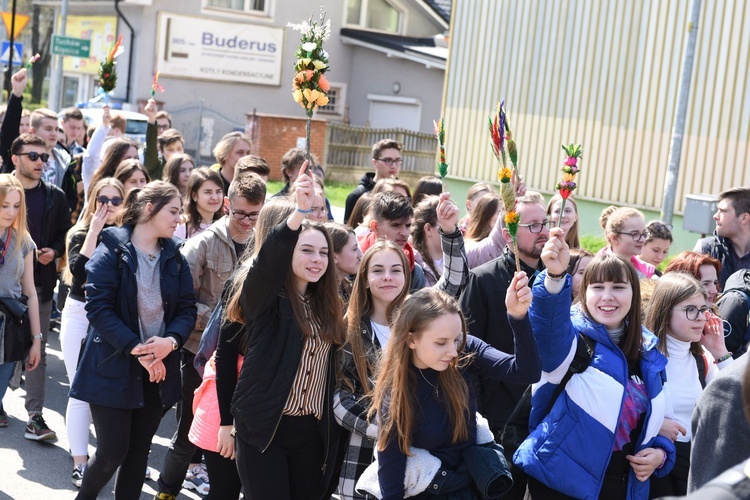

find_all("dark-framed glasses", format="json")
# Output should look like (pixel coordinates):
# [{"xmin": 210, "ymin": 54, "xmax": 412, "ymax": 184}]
[
  {"xmin": 16, "ymin": 152, "xmax": 50, "ymax": 162},
  {"xmin": 97, "ymin": 196, "xmax": 124, "ymax": 207},
  {"xmin": 518, "ymin": 221, "xmax": 550, "ymax": 234},
  {"xmin": 616, "ymin": 231, "xmax": 649, "ymax": 242},
  {"xmin": 672, "ymin": 305, "xmax": 709, "ymax": 321},
  {"xmin": 231, "ymin": 208, "xmax": 260, "ymax": 221},
  {"xmin": 375, "ymin": 157, "xmax": 403, "ymax": 166}
]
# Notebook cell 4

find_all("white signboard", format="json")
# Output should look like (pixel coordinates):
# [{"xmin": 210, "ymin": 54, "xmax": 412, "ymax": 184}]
[{"xmin": 156, "ymin": 12, "xmax": 284, "ymax": 86}]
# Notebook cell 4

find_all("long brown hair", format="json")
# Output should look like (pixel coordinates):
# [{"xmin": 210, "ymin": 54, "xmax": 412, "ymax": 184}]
[
  {"xmin": 578, "ymin": 254, "xmax": 643, "ymax": 364},
  {"xmin": 184, "ymin": 167, "xmax": 224, "ymax": 236},
  {"xmin": 465, "ymin": 193, "xmax": 501, "ymax": 242},
  {"xmin": 410, "ymin": 195, "xmax": 441, "ymax": 280},
  {"xmin": 117, "ymin": 180, "xmax": 180, "ymax": 227},
  {"xmin": 344, "ymin": 241, "xmax": 411, "ymax": 392},
  {"xmin": 547, "ymin": 193, "xmax": 580, "ymax": 249},
  {"xmin": 162, "ymin": 153, "xmax": 195, "ymax": 194},
  {"xmin": 644, "ymin": 272, "xmax": 706, "ymax": 357},
  {"xmin": 371, "ymin": 288, "xmax": 470, "ymax": 454},
  {"xmin": 87, "ymin": 138, "xmax": 138, "ymax": 199},
  {"xmin": 224, "ymin": 197, "xmax": 296, "ymax": 324}
]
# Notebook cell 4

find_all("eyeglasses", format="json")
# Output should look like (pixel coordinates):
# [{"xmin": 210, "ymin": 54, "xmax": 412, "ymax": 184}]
[
  {"xmin": 156, "ymin": 124, "xmax": 170, "ymax": 131},
  {"xmin": 615, "ymin": 231, "xmax": 649, "ymax": 242},
  {"xmin": 375, "ymin": 157, "xmax": 403, "ymax": 166},
  {"xmin": 230, "ymin": 208, "xmax": 260, "ymax": 221},
  {"xmin": 672, "ymin": 305, "xmax": 709, "ymax": 321},
  {"xmin": 16, "ymin": 152, "xmax": 50, "ymax": 162},
  {"xmin": 97, "ymin": 195, "xmax": 124, "ymax": 207},
  {"xmin": 518, "ymin": 221, "xmax": 550, "ymax": 234},
  {"xmin": 309, "ymin": 207, "xmax": 327, "ymax": 217}
]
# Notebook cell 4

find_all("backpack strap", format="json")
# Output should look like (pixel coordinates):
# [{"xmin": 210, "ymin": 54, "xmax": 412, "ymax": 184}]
[
  {"xmin": 693, "ymin": 352, "xmax": 708, "ymax": 389},
  {"xmin": 545, "ymin": 333, "xmax": 595, "ymax": 415}
]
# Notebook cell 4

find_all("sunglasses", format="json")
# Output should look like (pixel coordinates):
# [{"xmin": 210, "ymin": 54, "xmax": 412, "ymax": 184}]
[
  {"xmin": 97, "ymin": 196, "xmax": 124, "ymax": 207},
  {"xmin": 16, "ymin": 152, "xmax": 50, "ymax": 162}
]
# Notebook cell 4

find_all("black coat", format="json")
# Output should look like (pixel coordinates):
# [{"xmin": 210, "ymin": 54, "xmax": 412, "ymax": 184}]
[
  {"xmin": 32, "ymin": 181, "xmax": 72, "ymax": 302},
  {"xmin": 231, "ymin": 221, "xmax": 342, "ymax": 498}
]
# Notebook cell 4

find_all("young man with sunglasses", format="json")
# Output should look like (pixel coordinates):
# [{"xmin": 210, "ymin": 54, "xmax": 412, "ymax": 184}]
[
  {"xmin": 10, "ymin": 134, "xmax": 72, "ymax": 441},
  {"xmin": 459, "ymin": 193, "xmax": 549, "ymax": 500},
  {"xmin": 154, "ymin": 171, "xmax": 265, "ymax": 499},
  {"xmin": 343, "ymin": 138, "xmax": 402, "ymax": 224}
]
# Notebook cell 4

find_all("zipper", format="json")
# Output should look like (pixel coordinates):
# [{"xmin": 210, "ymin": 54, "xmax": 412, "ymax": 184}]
[
  {"xmin": 262, "ymin": 410, "xmax": 284, "ymax": 453},
  {"xmin": 321, "ymin": 353, "xmax": 333, "ymax": 475}
]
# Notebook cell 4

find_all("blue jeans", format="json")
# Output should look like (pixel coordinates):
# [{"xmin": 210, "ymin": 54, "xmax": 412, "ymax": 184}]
[{"xmin": 0, "ymin": 361, "xmax": 16, "ymax": 411}]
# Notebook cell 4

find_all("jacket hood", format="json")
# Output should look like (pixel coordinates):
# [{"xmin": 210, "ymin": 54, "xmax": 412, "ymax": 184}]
[
  {"xmin": 206, "ymin": 216, "xmax": 235, "ymax": 247},
  {"xmin": 359, "ymin": 172, "xmax": 376, "ymax": 190},
  {"xmin": 723, "ymin": 269, "xmax": 750, "ymax": 292}
]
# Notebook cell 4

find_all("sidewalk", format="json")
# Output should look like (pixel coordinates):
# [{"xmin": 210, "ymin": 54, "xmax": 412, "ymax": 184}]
[{"xmin": 0, "ymin": 323, "xmax": 201, "ymax": 500}]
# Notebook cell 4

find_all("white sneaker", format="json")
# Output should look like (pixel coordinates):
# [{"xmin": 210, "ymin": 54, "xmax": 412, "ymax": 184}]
[{"xmin": 182, "ymin": 465, "xmax": 210, "ymax": 495}]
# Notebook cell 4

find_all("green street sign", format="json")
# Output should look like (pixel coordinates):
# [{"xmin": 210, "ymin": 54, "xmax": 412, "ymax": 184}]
[{"xmin": 51, "ymin": 35, "xmax": 91, "ymax": 58}]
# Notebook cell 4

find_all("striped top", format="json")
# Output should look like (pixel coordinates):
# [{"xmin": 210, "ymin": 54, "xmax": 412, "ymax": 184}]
[{"xmin": 282, "ymin": 296, "xmax": 331, "ymax": 419}]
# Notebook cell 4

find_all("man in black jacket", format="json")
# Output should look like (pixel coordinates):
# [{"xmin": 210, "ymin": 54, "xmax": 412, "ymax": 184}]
[
  {"xmin": 11, "ymin": 134, "xmax": 72, "ymax": 441},
  {"xmin": 459, "ymin": 193, "xmax": 548, "ymax": 499},
  {"xmin": 342, "ymin": 138, "xmax": 402, "ymax": 223},
  {"xmin": 694, "ymin": 187, "xmax": 750, "ymax": 289}
]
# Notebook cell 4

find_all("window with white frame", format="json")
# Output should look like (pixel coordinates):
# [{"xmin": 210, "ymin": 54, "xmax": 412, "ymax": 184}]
[
  {"xmin": 205, "ymin": 0, "xmax": 268, "ymax": 15},
  {"xmin": 346, "ymin": 0, "xmax": 402, "ymax": 34},
  {"xmin": 318, "ymin": 85, "xmax": 345, "ymax": 115}
]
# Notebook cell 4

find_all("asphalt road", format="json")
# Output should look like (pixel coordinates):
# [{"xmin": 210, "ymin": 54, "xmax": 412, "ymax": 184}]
[{"xmin": 0, "ymin": 321, "xmax": 202, "ymax": 500}]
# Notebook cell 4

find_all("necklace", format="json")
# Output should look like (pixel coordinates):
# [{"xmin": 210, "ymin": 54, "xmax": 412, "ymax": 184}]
[
  {"xmin": 132, "ymin": 241, "xmax": 159, "ymax": 261},
  {"xmin": 417, "ymin": 368, "xmax": 439, "ymax": 398}
]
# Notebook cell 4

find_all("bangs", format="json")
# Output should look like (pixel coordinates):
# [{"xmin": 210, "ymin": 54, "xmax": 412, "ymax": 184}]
[{"xmin": 584, "ymin": 254, "xmax": 631, "ymax": 285}]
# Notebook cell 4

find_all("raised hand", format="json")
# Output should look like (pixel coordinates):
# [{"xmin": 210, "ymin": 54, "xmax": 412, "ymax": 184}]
[
  {"xmin": 701, "ymin": 311, "xmax": 730, "ymax": 360},
  {"xmin": 541, "ymin": 227, "xmax": 570, "ymax": 276},
  {"xmin": 143, "ymin": 98, "xmax": 158, "ymax": 123},
  {"xmin": 102, "ymin": 105, "xmax": 112, "ymax": 127},
  {"xmin": 506, "ymin": 271, "xmax": 532, "ymax": 319},
  {"xmin": 436, "ymin": 192, "xmax": 459, "ymax": 233},
  {"xmin": 293, "ymin": 160, "xmax": 314, "ymax": 212},
  {"xmin": 512, "ymin": 169, "xmax": 526, "ymax": 197},
  {"xmin": 11, "ymin": 68, "xmax": 27, "ymax": 98},
  {"xmin": 89, "ymin": 201, "xmax": 109, "ymax": 235}
]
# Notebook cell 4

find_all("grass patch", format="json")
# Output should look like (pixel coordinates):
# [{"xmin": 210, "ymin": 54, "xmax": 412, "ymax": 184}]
[
  {"xmin": 579, "ymin": 234, "xmax": 607, "ymax": 254},
  {"xmin": 266, "ymin": 180, "xmax": 356, "ymax": 208}
]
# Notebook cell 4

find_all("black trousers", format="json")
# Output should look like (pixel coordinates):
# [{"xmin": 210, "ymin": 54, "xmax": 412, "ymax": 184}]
[
  {"xmin": 76, "ymin": 375, "xmax": 165, "ymax": 500},
  {"xmin": 235, "ymin": 415, "xmax": 324, "ymax": 500},
  {"xmin": 157, "ymin": 350, "xmax": 204, "ymax": 495},
  {"xmin": 649, "ymin": 441, "xmax": 690, "ymax": 498},
  {"xmin": 204, "ymin": 450, "xmax": 242, "ymax": 500}
]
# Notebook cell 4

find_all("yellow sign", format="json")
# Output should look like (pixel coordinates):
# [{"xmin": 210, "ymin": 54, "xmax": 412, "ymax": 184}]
[
  {"xmin": 1, "ymin": 12, "xmax": 30, "ymax": 38},
  {"xmin": 61, "ymin": 15, "xmax": 118, "ymax": 74}
]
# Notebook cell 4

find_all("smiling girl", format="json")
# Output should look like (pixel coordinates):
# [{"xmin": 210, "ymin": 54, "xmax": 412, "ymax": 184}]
[
  {"xmin": 371, "ymin": 284, "xmax": 540, "ymax": 499},
  {"xmin": 644, "ymin": 272, "xmax": 733, "ymax": 497},
  {"xmin": 175, "ymin": 167, "xmax": 224, "ymax": 240},
  {"xmin": 516, "ymin": 229, "xmax": 675, "ymax": 499},
  {"xmin": 600, "ymin": 207, "xmax": 656, "ymax": 279},
  {"xmin": 71, "ymin": 181, "xmax": 196, "ymax": 499},
  {"xmin": 60, "ymin": 177, "xmax": 125, "ymax": 486},
  {"xmin": 227, "ymin": 165, "xmax": 346, "ymax": 500}
]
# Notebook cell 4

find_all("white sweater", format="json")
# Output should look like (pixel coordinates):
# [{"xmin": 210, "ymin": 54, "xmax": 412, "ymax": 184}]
[{"xmin": 663, "ymin": 335, "xmax": 730, "ymax": 442}]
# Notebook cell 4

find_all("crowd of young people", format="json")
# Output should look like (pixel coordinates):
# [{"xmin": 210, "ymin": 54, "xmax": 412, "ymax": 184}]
[{"xmin": 1, "ymin": 63, "xmax": 749, "ymax": 499}]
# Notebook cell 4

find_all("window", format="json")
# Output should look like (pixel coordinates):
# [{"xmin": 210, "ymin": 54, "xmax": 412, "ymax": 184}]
[
  {"xmin": 318, "ymin": 85, "xmax": 345, "ymax": 115},
  {"xmin": 346, "ymin": 0, "xmax": 402, "ymax": 34},
  {"xmin": 205, "ymin": 0, "xmax": 267, "ymax": 14}
]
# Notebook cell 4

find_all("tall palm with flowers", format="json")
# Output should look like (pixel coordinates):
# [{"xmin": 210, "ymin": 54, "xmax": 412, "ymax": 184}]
[
  {"xmin": 289, "ymin": 9, "xmax": 331, "ymax": 156},
  {"xmin": 554, "ymin": 143, "xmax": 583, "ymax": 228}
]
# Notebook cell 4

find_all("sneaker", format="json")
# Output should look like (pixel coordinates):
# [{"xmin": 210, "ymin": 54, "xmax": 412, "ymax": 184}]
[
  {"xmin": 153, "ymin": 494, "xmax": 176, "ymax": 500},
  {"xmin": 182, "ymin": 465, "xmax": 210, "ymax": 495},
  {"xmin": 24, "ymin": 414, "xmax": 57, "ymax": 441},
  {"xmin": 72, "ymin": 463, "xmax": 86, "ymax": 488},
  {"xmin": 0, "ymin": 409, "xmax": 8, "ymax": 428}
]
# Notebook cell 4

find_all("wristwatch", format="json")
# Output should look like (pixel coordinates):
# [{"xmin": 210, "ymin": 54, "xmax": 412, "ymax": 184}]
[
  {"xmin": 168, "ymin": 336, "xmax": 179, "ymax": 351},
  {"xmin": 32, "ymin": 333, "xmax": 43, "ymax": 341}
]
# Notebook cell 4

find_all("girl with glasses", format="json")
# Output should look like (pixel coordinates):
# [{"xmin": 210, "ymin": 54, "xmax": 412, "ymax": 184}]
[
  {"xmin": 60, "ymin": 177, "xmax": 126, "ymax": 487},
  {"xmin": 599, "ymin": 206, "xmax": 656, "ymax": 279},
  {"xmin": 516, "ymin": 229, "xmax": 675, "ymax": 499},
  {"xmin": 644, "ymin": 273, "xmax": 733, "ymax": 497},
  {"xmin": 175, "ymin": 167, "xmax": 224, "ymax": 240}
]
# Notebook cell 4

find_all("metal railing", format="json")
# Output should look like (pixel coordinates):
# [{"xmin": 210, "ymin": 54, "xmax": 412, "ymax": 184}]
[
  {"xmin": 325, "ymin": 123, "xmax": 436, "ymax": 174},
  {"xmin": 168, "ymin": 100, "xmax": 246, "ymax": 166}
]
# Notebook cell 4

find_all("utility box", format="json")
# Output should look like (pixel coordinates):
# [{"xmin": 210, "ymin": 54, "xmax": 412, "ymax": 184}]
[{"xmin": 683, "ymin": 194, "xmax": 718, "ymax": 235}]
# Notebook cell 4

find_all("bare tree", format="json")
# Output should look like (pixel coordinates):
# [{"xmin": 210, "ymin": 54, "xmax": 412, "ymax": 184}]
[{"xmin": 30, "ymin": 4, "xmax": 54, "ymax": 103}]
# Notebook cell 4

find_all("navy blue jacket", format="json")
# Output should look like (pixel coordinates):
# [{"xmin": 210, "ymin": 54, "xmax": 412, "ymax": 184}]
[{"xmin": 70, "ymin": 225, "xmax": 197, "ymax": 410}]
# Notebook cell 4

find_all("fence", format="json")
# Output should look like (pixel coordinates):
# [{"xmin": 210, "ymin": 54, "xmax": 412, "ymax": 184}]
[
  {"xmin": 168, "ymin": 100, "xmax": 246, "ymax": 166},
  {"xmin": 325, "ymin": 123, "xmax": 436, "ymax": 175}
]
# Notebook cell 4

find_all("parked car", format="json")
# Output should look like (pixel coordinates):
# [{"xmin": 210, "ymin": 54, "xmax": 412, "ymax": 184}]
[{"xmin": 78, "ymin": 107, "xmax": 149, "ymax": 147}]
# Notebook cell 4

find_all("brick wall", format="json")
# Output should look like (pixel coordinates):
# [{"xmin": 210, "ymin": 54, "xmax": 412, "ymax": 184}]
[{"xmin": 245, "ymin": 113, "xmax": 327, "ymax": 182}]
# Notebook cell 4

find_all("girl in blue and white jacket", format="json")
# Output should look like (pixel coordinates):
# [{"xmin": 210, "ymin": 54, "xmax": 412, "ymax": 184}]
[{"xmin": 514, "ymin": 228, "xmax": 676, "ymax": 500}]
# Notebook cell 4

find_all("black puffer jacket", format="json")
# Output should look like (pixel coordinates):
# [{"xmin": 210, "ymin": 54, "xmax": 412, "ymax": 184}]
[{"xmin": 717, "ymin": 269, "xmax": 750, "ymax": 357}]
